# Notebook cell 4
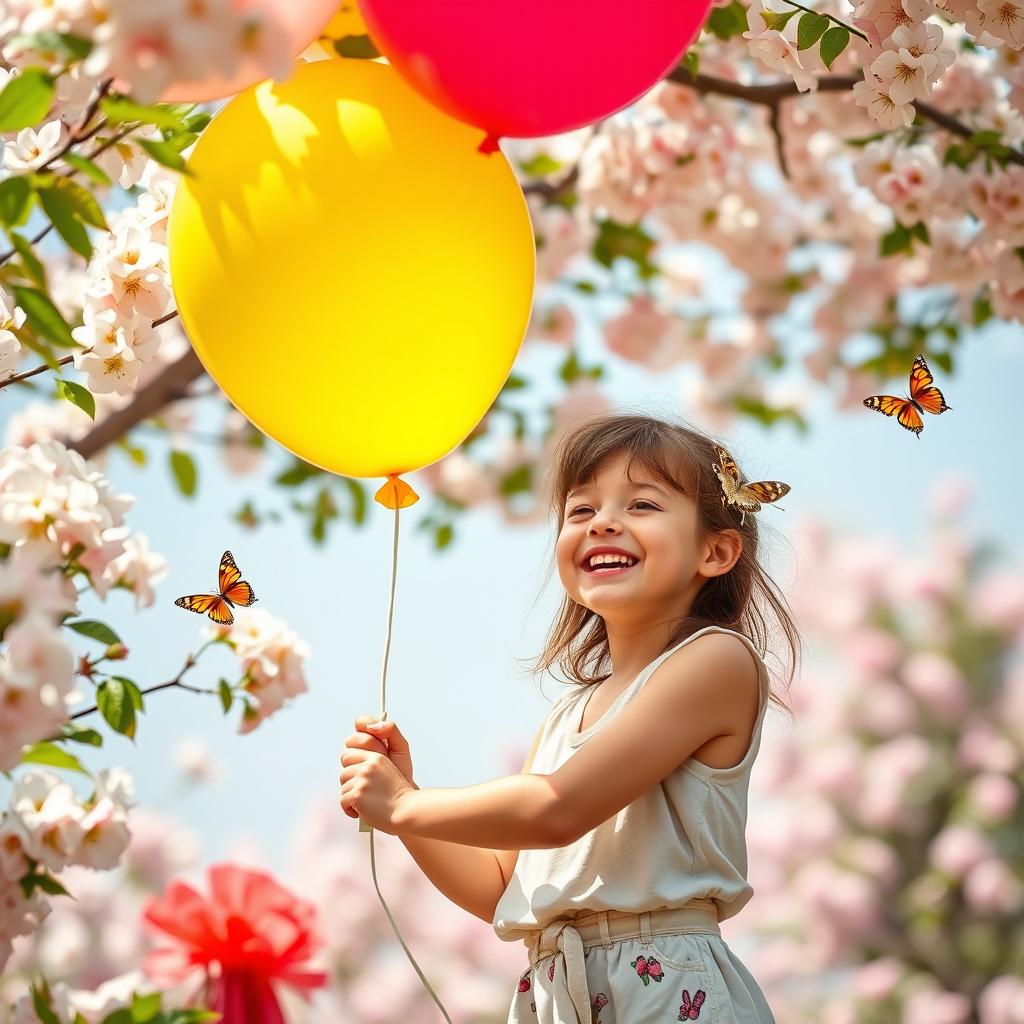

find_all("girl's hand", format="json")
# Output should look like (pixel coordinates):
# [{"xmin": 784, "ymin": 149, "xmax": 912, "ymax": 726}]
[
  {"xmin": 340, "ymin": 718, "xmax": 417, "ymax": 821},
  {"xmin": 354, "ymin": 716, "xmax": 416, "ymax": 787},
  {"xmin": 339, "ymin": 744, "xmax": 416, "ymax": 834}
]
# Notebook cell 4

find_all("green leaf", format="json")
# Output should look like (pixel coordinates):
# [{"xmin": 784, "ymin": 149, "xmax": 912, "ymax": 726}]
[
  {"xmin": 55, "ymin": 378, "xmax": 96, "ymax": 420},
  {"xmin": 499, "ymin": 463, "xmax": 533, "ymax": 497},
  {"xmin": 761, "ymin": 8, "xmax": 799, "ymax": 31},
  {"xmin": 11, "ymin": 284, "xmax": 76, "ymax": 346},
  {"xmin": 843, "ymin": 131, "xmax": 886, "ymax": 147},
  {"xmin": 58, "ymin": 149, "xmax": 113, "ymax": 186},
  {"xmin": 972, "ymin": 292, "xmax": 993, "ymax": 327},
  {"xmin": 19, "ymin": 741, "xmax": 90, "ymax": 775},
  {"xmin": 880, "ymin": 222, "xmax": 912, "ymax": 257},
  {"xmin": 342, "ymin": 477, "xmax": 367, "ymax": 525},
  {"xmin": 59, "ymin": 722, "xmax": 103, "ymax": 746},
  {"xmin": 0, "ymin": 176, "xmax": 33, "ymax": 227},
  {"xmin": 592, "ymin": 219, "xmax": 659, "ymax": 279},
  {"xmin": 130, "ymin": 992, "xmax": 162, "ymax": 1023},
  {"xmin": 110, "ymin": 676, "xmax": 144, "ymax": 712},
  {"xmin": 310, "ymin": 485, "xmax": 338, "ymax": 544},
  {"xmin": 819, "ymin": 25, "xmax": 850, "ymax": 70},
  {"xmin": 136, "ymin": 137, "xmax": 191, "ymax": 174},
  {"xmin": 99, "ymin": 95, "xmax": 185, "ymax": 130},
  {"xmin": 274, "ymin": 459, "xmax": 323, "ymax": 486},
  {"xmin": 332, "ymin": 33, "xmax": 381, "ymax": 58},
  {"xmin": 797, "ymin": 11, "xmax": 831, "ymax": 50},
  {"xmin": 8, "ymin": 230, "xmax": 46, "ymax": 287},
  {"xmin": 97, "ymin": 678, "xmax": 136, "ymax": 739},
  {"xmin": 37, "ymin": 183, "xmax": 92, "ymax": 259},
  {"xmin": 910, "ymin": 219, "xmax": 930, "ymax": 244},
  {"xmin": 34, "ymin": 872, "xmax": 71, "ymax": 896},
  {"xmin": 6, "ymin": 31, "xmax": 93, "ymax": 62},
  {"xmin": 706, "ymin": 0, "xmax": 748, "ymax": 40},
  {"xmin": 218, "ymin": 678, "xmax": 233, "ymax": 714},
  {"xmin": 434, "ymin": 523, "xmax": 453, "ymax": 550},
  {"xmin": 517, "ymin": 153, "xmax": 563, "ymax": 176},
  {"xmin": 170, "ymin": 449, "xmax": 197, "ymax": 497},
  {"xmin": 682, "ymin": 50, "xmax": 699, "ymax": 76},
  {"xmin": 0, "ymin": 68, "xmax": 55, "ymax": 132},
  {"xmin": 64, "ymin": 619, "xmax": 122, "ymax": 645},
  {"xmin": 164, "ymin": 1011, "xmax": 221, "ymax": 1024},
  {"xmin": 184, "ymin": 112, "xmax": 213, "ymax": 133},
  {"xmin": 36, "ymin": 175, "xmax": 108, "ymax": 228},
  {"xmin": 100, "ymin": 1010, "xmax": 134, "ymax": 1024},
  {"xmin": 31, "ymin": 983, "xmax": 63, "ymax": 1024}
]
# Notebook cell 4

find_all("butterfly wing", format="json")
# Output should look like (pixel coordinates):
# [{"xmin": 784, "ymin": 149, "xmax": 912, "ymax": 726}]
[
  {"xmin": 908, "ymin": 354, "xmax": 951, "ymax": 415},
  {"xmin": 744, "ymin": 480, "xmax": 790, "ymax": 506},
  {"xmin": 712, "ymin": 446, "xmax": 740, "ymax": 483},
  {"xmin": 863, "ymin": 395, "xmax": 923, "ymax": 435},
  {"xmin": 730, "ymin": 485, "xmax": 763, "ymax": 514},
  {"xmin": 218, "ymin": 550, "xmax": 241, "ymax": 595},
  {"xmin": 175, "ymin": 593, "xmax": 234, "ymax": 625},
  {"xmin": 224, "ymin": 580, "xmax": 256, "ymax": 606}
]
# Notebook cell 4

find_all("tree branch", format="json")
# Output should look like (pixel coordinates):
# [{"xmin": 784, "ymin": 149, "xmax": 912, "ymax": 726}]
[
  {"xmin": 666, "ymin": 67, "xmax": 1024, "ymax": 168},
  {"xmin": 67, "ymin": 339, "xmax": 205, "ymax": 460},
  {"xmin": 70, "ymin": 640, "xmax": 219, "ymax": 722}
]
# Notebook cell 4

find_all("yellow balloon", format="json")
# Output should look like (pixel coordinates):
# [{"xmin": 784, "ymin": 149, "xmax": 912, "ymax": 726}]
[{"xmin": 168, "ymin": 58, "xmax": 535, "ymax": 479}]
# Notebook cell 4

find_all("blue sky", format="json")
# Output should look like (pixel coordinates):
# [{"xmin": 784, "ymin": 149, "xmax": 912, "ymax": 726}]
[{"xmin": 8, "ymin": 304, "xmax": 1016, "ymax": 874}]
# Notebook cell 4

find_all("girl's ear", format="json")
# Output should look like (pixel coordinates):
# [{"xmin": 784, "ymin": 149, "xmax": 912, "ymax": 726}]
[{"xmin": 701, "ymin": 529, "xmax": 742, "ymax": 577}]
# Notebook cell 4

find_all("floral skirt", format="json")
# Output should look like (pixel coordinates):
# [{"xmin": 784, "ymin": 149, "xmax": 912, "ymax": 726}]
[{"xmin": 507, "ymin": 902, "xmax": 775, "ymax": 1024}]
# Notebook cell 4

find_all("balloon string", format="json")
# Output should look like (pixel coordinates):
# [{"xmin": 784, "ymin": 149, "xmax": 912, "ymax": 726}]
[{"xmin": 360, "ymin": 501, "xmax": 454, "ymax": 1024}]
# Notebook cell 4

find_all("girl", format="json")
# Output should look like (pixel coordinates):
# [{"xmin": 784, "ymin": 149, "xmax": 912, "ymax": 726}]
[{"xmin": 340, "ymin": 413, "xmax": 800, "ymax": 1024}]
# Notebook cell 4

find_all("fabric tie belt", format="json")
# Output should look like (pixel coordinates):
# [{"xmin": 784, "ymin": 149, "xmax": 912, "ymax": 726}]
[{"xmin": 523, "ymin": 901, "xmax": 720, "ymax": 1024}]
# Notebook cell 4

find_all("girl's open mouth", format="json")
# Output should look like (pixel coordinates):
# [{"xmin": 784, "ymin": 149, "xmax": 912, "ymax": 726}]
[{"xmin": 583, "ymin": 561, "xmax": 638, "ymax": 577}]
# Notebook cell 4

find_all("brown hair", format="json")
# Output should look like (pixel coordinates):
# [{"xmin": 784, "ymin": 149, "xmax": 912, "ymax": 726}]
[{"xmin": 522, "ymin": 412, "xmax": 800, "ymax": 721}]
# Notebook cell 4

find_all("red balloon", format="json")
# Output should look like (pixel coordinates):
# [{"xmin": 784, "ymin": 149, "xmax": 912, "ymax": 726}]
[{"xmin": 358, "ymin": 0, "xmax": 708, "ymax": 149}]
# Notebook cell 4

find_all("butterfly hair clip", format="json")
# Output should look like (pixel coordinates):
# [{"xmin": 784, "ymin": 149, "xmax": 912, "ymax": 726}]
[
  {"xmin": 711, "ymin": 446, "xmax": 791, "ymax": 527},
  {"xmin": 862, "ymin": 352, "xmax": 952, "ymax": 437},
  {"xmin": 175, "ymin": 550, "xmax": 257, "ymax": 626}
]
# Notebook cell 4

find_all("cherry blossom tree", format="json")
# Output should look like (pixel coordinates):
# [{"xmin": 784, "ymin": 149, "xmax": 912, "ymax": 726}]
[{"xmin": 0, "ymin": 0, "xmax": 1021, "ymax": 1019}]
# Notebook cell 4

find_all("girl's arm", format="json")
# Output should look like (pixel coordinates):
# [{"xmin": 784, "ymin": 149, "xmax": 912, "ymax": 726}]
[
  {"xmin": 395, "ymin": 774, "xmax": 565, "ymax": 849},
  {"xmin": 397, "ymin": 782, "xmax": 511, "ymax": 923}
]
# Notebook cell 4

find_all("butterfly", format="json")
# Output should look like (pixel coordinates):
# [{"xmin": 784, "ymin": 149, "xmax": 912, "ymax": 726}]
[
  {"xmin": 175, "ymin": 550, "xmax": 257, "ymax": 626},
  {"xmin": 711, "ymin": 445, "xmax": 791, "ymax": 527},
  {"xmin": 680, "ymin": 988, "xmax": 707, "ymax": 1020},
  {"xmin": 862, "ymin": 353, "xmax": 952, "ymax": 438}
]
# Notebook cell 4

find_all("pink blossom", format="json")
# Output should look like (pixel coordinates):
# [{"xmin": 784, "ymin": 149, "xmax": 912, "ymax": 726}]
[
  {"xmin": 903, "ymin": 988, "xmax": 973, "ymax": 1024},
  {"xmin": 978, "ymin": 975, "xmax": 1024, "ymax": 1024},
  {"xmin": 968, "ymin": 568, "xmax": 1024, "ymax": 633},
  {"xmin": 966, "ymin": 773, "xmax": 1018, "ymax": 823},
  {"xmin": 929, "ymin": 823, "xmax": 995, "ymax": 878},
  {"xmin": 956, "ymin": 721, "xmax": 1019, "ymax": 773},
  {"xmin": 900, "ymin": 651, "xmax": 969, "ymax": 720},
  {"xmin": 852, "ymin": 956, "xmax": 905, "ymax": 998},
  {"xmin": 963, "ymin": 857, "xmax": 1024, "ymax": 913}
]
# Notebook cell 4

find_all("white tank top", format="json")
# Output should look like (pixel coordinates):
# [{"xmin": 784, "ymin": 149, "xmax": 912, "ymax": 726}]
[{"xmin": 492, "ymin": 625, "xmax": 771, "ymax": 942}]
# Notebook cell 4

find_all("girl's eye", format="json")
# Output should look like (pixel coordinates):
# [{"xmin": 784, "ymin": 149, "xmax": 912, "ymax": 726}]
[{"xmin": 567, "ymin": 500, "xmax": 658, "ymax": 516}]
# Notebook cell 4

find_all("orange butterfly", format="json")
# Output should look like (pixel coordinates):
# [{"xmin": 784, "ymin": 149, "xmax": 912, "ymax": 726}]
[
  {"xmin": 862, "ymin": 353, "xmax": 952, "ymax": 437},
  {"xmin": 711, "ymin": 445, "xmax": 791, "ymax": 527},
  {"xmin": 175, "ymin": 550, "xmax": 257, "ymax": 626}
]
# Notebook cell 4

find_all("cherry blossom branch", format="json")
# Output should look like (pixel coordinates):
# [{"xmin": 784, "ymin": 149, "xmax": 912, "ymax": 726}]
[
  {"xmin": 1, "ymin": 354, "xmax": 75, "ymax": 388},
  {"xmin": 777, "ymin": 0, "xmax": 870, "ymax": 42},
  {"xmin": 667, "ymin": 67, "xmax": 1024, "ymax": 167},
  {"xmin": 69, "ymin": 331, "xmax": 206, "ymax": 460},
  {"xmin": 0, "ymin": 311, "xmax": 180, "ymax": 393},
  {"xmin": 69, "ymin": 638, "xmax": 220, "ymax": 722},
  {"xmin": 0, "ymin": 122, "xmax": 142, "ymax": 270},
  {"xmin": 36, "ymin": 77, "xmax": 113, "ymax": 176}
]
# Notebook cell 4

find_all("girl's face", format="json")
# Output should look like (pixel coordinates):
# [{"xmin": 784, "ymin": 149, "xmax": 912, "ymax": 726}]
[{"xmin": 556, "ymin": 454, "xmax": 706, "ymax": 623}]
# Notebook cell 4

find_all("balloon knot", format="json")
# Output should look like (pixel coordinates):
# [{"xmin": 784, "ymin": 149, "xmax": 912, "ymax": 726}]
[
  {"xmin": 374, "ymin": 474, "xmax": 420, "ymax": 509},
  {"xmin": 477, "ymin": 134, "xmax": 501, "ymax": 155}
]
